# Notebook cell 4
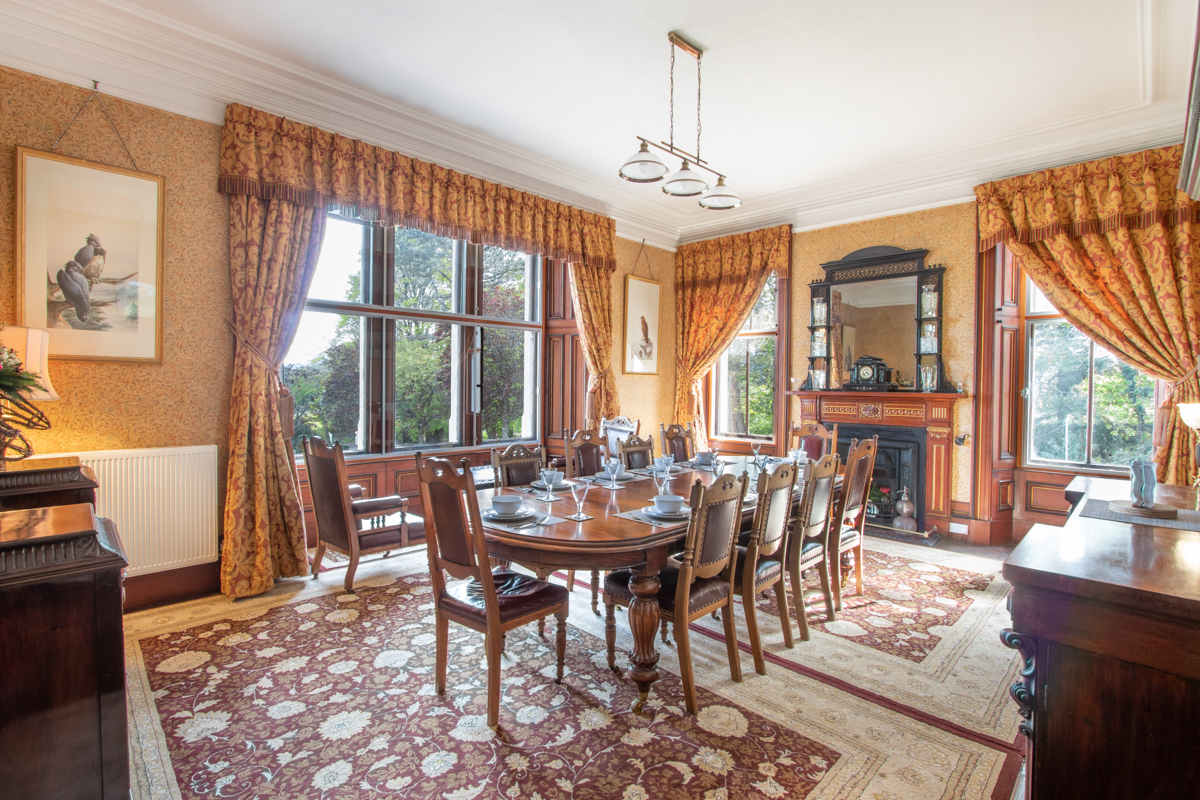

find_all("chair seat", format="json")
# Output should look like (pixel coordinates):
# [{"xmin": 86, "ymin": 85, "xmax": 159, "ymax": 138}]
[
  {"xmin": 604, "ymin": 565, "xmax": 730, "ymax": 615},
  {"xmin": 836, "ymin": 528, "xmax": 861, "ymax": 551},
  {"xmin": 734, "ymin": 546, "xmax": 783, "ymax": 589},
  {"xmin": 355, "ymin": 514, "xmax": 424, "ymax": 551},
  {"xmin": 442, "ymin": 570, "xmax": 568, "ymax": 623},
  {"xmin": 352, "ymin": 495, "xmax": 407, "ymax": 516}
]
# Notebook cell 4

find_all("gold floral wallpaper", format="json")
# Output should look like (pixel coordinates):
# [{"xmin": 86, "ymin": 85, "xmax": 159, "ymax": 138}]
[
  {"xmin": 790, "ymin": 203, "xmax": 977, "ymax": 505},
  {"xmin": 0, "ymin": 67, "xmax": 232, "ymax": 482}
]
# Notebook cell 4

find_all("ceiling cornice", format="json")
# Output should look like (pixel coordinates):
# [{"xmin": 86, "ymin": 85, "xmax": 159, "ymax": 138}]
[{"xmin": 0, "ymin": 0, "xmax": 1187, "ymax": 251}]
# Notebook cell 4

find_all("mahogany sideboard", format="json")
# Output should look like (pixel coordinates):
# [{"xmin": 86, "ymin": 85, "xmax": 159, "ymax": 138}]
[
  {"xmin": 0, "ymin": 455, "xmax": 99, "ymax": 512},
  {"xmin": 0, "ymin": 503, "xmax": 129, "ymax": 799},
  {"xmin": 1002, "ymin": 477, "xmax": 1200, "ymax": 799}
]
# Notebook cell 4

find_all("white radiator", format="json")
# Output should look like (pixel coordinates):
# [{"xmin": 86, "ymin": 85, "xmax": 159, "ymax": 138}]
[{"xmin": 50, "ymin": 445, "xmax": 219, "ymax": 577}]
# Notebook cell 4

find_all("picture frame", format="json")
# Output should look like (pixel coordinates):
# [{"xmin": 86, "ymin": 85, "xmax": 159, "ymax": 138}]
[
  {"xmin": 15, "ymin": 147, "xmax": 164, "ymax": 363},
  {"xmin": 623, "ymin": 274, "xmax": 661, "ymax": 375}
]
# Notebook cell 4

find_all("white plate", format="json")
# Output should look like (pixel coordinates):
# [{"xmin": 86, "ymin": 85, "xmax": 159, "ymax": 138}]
[
  {"xmin": 640, "ymin": 506, "xmax": 691, "ymax": 521},
  {"xmin": 595, "ymin": 471, "xmax": 636, "ymax": 481},
  {"xmin": 484, "ymin": 507, "xmax": 537, "ymax": 522},
  {"xmin": 530, "ymin": 480, "xmax": 570, "ymax": 490},
  {"xmin": 649, "ymin": 465, "xmax": 684, "ymax": 474}
]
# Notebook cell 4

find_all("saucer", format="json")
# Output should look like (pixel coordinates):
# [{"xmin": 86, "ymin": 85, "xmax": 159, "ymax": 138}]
[
  {"xmin": 531, "ymin": 480, "xmax": 570, "ymax": 490},
  {"xmin": 649, "ymin": 465, "xmax": 684, "ymax": 475},
  {"xmin": 595, "ymin": 471, "xmax": 636, "ymax": 482},
  {"xmin": 640, "ymin": 506, "xmax": 691, "ymax": 521},
  {"xmin": 484, "ymin": 507, "xmax": 537, "ymax": 522}
]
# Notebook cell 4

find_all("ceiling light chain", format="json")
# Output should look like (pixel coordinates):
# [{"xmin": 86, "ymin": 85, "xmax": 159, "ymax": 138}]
[{"xmin": 617, "ymin": 31, "xmax": 740, "ymax": 211}]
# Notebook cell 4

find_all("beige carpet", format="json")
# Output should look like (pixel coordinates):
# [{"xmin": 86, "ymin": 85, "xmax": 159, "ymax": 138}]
[{"xmin": 125, "ymin": 540, "xmax": 1021, "ymax": 799}]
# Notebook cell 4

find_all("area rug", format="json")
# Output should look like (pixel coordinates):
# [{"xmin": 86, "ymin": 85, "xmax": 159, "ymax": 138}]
[{"xmin": 126, "ymin": 542, "xmax": 1022, "ymax": 800}]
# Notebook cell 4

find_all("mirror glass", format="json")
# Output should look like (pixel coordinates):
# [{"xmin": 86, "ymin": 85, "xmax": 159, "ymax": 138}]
[{"xmin": 827, "ymin": 275, "xmax": 916, "ymax": 388}]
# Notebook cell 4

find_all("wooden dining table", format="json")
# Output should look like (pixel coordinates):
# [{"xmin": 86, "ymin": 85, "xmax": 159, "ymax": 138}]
[{"xmin": 477, "ymin": 455, "xmax": 792, "ymax": 710}]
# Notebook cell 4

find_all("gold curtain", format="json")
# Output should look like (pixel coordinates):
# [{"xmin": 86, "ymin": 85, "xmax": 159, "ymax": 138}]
[
  {"xmin": 674, "ymin": 224, "xmax": 792, "ymax": 448},
  {"xmin": 221, "ymin": 196, "xmax": 326, "ymax": 598},
  {"xmin": 975, "ymin": 144, "xmax": 1200, "ymax": 484},
  {"xmin": 219, "ymin": 103, "xmax": 617, "ymax": 270},
  {"xmin": 568, "ymin": 262, "xmax": 620, "ymax": 427}
]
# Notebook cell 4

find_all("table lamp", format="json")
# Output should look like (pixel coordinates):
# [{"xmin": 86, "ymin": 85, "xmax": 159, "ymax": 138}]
[
  {"xmin": 1178, "ymin": 403, "xmax": 1200, "ymax": 487},
  {"xmin": 0, "ymin": 325, "xmax": 58, "ymax": 468}
]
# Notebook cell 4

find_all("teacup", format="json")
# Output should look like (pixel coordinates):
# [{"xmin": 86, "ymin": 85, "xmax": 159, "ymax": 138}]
[
  {"xmin": 542, "ymin": 469, "xmax": 563, "ymax": 487},
  {"xmin": 694, "ymin": 451, "xmax": 713, "ymax": 465},
  {"xmin": 491, "ymin": 496, "xmax": 523, "ymax": 515},
  {"xmin": 654, "ymin": 456, "xmax": 673, "ymax": 471},
  {"xmin": 652, "ymin": 494, "xmax": 685, "ymax": 515}
]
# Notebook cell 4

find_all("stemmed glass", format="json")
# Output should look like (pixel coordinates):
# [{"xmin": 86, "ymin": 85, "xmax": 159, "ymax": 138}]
[
  {"xmin": 567, "ymin": 480, "xmax": 591, "ymax": 521},
  {"xmin": 604, "ymin": 457, "xmax": 621, "ymax": 489},
  {"xmin": 652, "ymin": 468, "xmax": 669, "ymax": 496},
  {"xmin": 710, "ymin": 453, "xmax": 724, "ymax": 476},
  {"xmin": 751, "ymin": 441, "xmax": 763, "ymax": 468},
  {"xmin": 538, "ymin": 468, "xmax": 558, "ymax": 502}
]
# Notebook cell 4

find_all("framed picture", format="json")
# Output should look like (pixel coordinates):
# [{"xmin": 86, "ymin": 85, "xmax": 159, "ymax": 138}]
[
  {"xmin": 15, "ymin": 147, "xmax": 164, "ymax": 362},
  {"xmin": 623, "ymin": 275, "xmax": 661, "ymax": 375}
]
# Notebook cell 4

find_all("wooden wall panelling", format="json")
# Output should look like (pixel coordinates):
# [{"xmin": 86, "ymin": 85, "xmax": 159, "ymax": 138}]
[
  {"xmin": 1014, "ymin": 468, "xmax": 1076, "ymax": 540},
  {"xmin": 544, "ymin": 259, "xmax": 588, "ymax": 462}
]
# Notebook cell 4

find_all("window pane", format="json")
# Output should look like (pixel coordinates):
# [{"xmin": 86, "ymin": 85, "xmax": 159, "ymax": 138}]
[
  {"xmin": 394, "ymin": 319, "xmax": 456, "ymax": 448},
  {"xmin": 1027, "ymin": 278, "xmax": 1055, "ymax": 315},
  {"xmin": 308, "ymin": 216, "xmax": 364, "ymax": 303},
  {"xmin": 1028, "ymin": 320, "xmax": 1089, "ymax": 464},
  {"xmin": 742, "ymin": 274, "xmax": 777, "ymax": 332},
  {"xmin": 283, "ymin": 309, "xmax": 362, "ymax": 452},
  {"xmin": 714, "ymin": 336, "xmax": 776, "ymax": 439},
  {"xmin": 394, "ymin": 228, "xmax": 454, "ymax": 312},
  {"xmin": 481, "ymin": 327, "xmax": 537, "ymax": 443},
  {"xmin": 482, "ymin": 246, "xmax": 535, "ymax": 321},
  {"xmin": 1091, "ymin": 346, "xmax": 1155, "ymax": 466}
]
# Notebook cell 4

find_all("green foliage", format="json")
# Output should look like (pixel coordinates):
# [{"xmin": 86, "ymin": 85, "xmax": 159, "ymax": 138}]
[{"xmin": 718, "ymin": 336, "xmax": 775, "ymax": 438}]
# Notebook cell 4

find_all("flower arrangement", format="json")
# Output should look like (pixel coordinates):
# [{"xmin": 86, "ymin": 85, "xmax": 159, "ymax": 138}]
[
  {"xmin": 0, "ymin": 331, "xmax": 51, "ymax": 466},
  {"xmin": 0, "ymin": 344, "xmax": 47, "ymax": 401}
]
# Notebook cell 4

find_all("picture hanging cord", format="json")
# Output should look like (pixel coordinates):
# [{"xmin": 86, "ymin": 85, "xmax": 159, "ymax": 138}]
[
  {"xmin": 632, "ymin": 238, "xmax": 657, "ymax": 282},
  {"xmin": 51, "ymin": 81, "xmax": 140, "ymax": 172}
]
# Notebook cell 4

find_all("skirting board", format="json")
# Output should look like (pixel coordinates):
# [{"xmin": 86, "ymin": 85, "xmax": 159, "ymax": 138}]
[{"xmin": 123, "ymin": 561, "xmax": 221, "ymax": 613}]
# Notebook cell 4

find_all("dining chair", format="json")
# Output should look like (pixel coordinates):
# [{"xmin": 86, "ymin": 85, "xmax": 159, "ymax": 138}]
[
  {"xmin": 415, "ymin": 453, "xmax": 569, "ymax": 730},
  {"xmin": 788, "ymin": 421, "xmax": 838, "ymax": 461},
  {"xmin": 490, "ymin": 443, "xmax": 546, "ymax": 488},
  {"xmin": 660, "ymin": 422, "xmax": 696, "ymax": 463},
  {"xmin": 786, "ymin": 453, "xmax": 840, "ymax": 636},
  {"xmin": 617, "ymin": 433, "xmax": 655, "ymax": 470},
  {"xmin": 599, "ymin": 415, "xmax": 640, "ymax": 459},
  {"xmin": 563, "ymin": 428, "xmax": 607, "ymax": 613},
  {"xmin": 303, "ymin": 436, "xmax": 422, "ymax": 593},
  {"xmin": 734, "ymin": 460, "xmax": 799, "ymax": 675},
  {"xmin": 830, "ymin": 436, "xmax": 878, "ymax": 611},
  {"xmin": 604, "ymin": 471, "xmax": 748, "ymax": 715}
]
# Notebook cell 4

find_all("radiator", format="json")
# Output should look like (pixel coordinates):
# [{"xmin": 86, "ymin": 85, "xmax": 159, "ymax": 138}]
[{"xmin": 53, "ymin": 445, "xmax": 219, "ymax": 577}]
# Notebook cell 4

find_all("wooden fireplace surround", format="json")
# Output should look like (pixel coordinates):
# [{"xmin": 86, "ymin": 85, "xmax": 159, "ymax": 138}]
[{"xmin": 790, "ymin": 390, "xmax": 956, "ymax": 532}]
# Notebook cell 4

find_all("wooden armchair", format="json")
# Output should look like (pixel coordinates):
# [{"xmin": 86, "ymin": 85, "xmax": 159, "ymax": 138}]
[
  {"xmin": 600, "ymin": 415, "xmax": 640, "ymax": 459},
  {"xmin": 788, "ymin": 422, "xmax": 838, "ymax": 461},
  {"xmin": 604, "ymin": 472, "xmax": 748, "ymax": 715},
  {"xmin": 734, "ymin": 460, "xmax": 799, "ymax": 675},
  {"xmin": 415, "ymin": 453, "xmax": 569, "ymax": 730},
  {"xmin": 617, "ymin": 433, "xmax": 655, "ymax": 471},
  {"xmin": 786, "ymin": 453, "xmax": 840, "ymax": 636},
  {"xmin": 490, "ymin": 443, "xmax": 546, "ymax": 488},
  {"xmin": 831, "ymin": 436, "xmax": 878, "ymax": 611},
  {"xmin": 303, "ymin": 436, "xmax": 422, "ymax": 593},
  {"xmin": 660, "ymin": 423, "xmax": 696, "ymax": 463}
]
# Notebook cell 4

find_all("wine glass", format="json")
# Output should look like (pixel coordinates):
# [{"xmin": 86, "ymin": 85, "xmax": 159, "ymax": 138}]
[
  {"xmin": 751, "ymin": 441, "xmax": 762, "ymax": 468},
  {"xmin": 710, "ymin": 454, "xmax": 724, "ymax": 476},
  {"xmin": 652, "ymin": 468, "xmax": 669, "ymax": 496},
  {"xmin": 605, "ymin": 457, "xmax": 621, "ymax": 489},
  {"xmin": 538, "ymin": 468, "xmax": 557, "ymax": 502},
  {"xmin": 567, "ymin": 480, "xmax": 591, "ymax": 521}
]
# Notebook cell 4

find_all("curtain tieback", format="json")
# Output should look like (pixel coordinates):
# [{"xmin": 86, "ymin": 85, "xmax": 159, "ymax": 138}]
[{"xmin": 227, "ymin": 320, "xmax": 283, "ymax": 386}]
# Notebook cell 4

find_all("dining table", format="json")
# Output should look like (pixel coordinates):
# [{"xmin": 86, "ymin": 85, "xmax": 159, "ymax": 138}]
[{"xmin": 477, "ymin": 454, "xmax": 798, "ymax": 711}]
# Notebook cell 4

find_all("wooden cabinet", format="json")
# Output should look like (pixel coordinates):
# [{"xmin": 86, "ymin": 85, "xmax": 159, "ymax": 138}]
[
  {"xmin": 0, "ymin": 503, "xmax": 129, "ymax": 799},
  {"xmin": 0, "ymin": 455, "xmax": 98, "ymax": 512}
]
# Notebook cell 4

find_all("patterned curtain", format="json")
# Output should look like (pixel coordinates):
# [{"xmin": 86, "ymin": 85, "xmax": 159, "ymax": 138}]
[
  {"xmin": 221, "ymin": 196, "xmax": 326, "ymax": 598},
  {"xmin": 975, "ymin": 144, "xmax": 1200, "ymax": 484},
  {"xmin": 568, "ymin": 262, "xmax": 619, "ymax": 427},
  {"xmin": 219, "ymin": 104, "xmax": 616, "ymax": 270},
  {"xmin": 674, "ymin": 224, "xmax": 792, "ymax": 448}
]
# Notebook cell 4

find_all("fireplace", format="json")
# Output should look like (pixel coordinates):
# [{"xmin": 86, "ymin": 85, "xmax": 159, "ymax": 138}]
[{"xmin": 835, "ymin": 424, "xmax": 926, "ymax": 531}]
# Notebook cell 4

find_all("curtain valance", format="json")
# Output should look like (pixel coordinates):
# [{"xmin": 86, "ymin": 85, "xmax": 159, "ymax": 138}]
[
  {"xmin": 219, "ymin": 103, "xmax": 617, "ymax": 270},
  {"xmin": 675, "ymin": 223, "xmax": 792, "ymax": 286}
]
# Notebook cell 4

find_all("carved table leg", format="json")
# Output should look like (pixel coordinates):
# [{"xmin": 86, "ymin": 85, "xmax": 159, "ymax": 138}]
[
  {"xmin": 1000, "ymin": 628, "xmax": 1037, "ymax": 741},
  {"xmin": 626, "ymin": 550, "xmax": 665, "ymax": 713}
]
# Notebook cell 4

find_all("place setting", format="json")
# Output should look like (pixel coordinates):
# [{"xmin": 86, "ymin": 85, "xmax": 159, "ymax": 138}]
[
  {"xmin": 582, "ymin": 457, "xmax": 646, "ymax": 489},
  {"xmin": 619, "ymin": 491, "xmax": 693, "ymax": 527},
  {"xmin": 481, "ymin": 495, "xmax": 567, "ymax": 531}
]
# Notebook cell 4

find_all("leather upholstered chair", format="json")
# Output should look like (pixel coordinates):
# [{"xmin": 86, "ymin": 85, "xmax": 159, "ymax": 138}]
[
  {"xmin": 831, "ymin": 437, "xmax": 878, "ymax": 611},
  {"xmin": 303, "ymin": 436, "xmax": 423, "ymax": 593},
  {"xmin": 786, "ymin": 453, "xmax": 839, "ymax": 637},
  {"xmin": 415, "ymin": 453, "xmax": 569, "ymax": 730},
  {"xmin": 616, "ymin": 433, "xmax": 655, "ymax": 471},
  {"xmin": 660, "ymin": 423, "xmax": 696, "ymax": 463},
  {"xmin": 788, "ymin": 422, "xmax": 838, "ymax": 461},
  {"xmin": 490, "ymin": 443, "xmax": 546, "ymax": 488},
  {"xmin": 599, "ymin": 415, "xmax": 640, "ymax": 459},
  {"xmin": 604, "ymin": 471, "xmax": 748, "ymax": 715}
]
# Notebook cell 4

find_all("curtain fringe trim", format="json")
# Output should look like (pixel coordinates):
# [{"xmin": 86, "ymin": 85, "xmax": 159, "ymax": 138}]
[{"xmin": 978, "ymin": 206, "xmax": 1200, "ymax": 253}]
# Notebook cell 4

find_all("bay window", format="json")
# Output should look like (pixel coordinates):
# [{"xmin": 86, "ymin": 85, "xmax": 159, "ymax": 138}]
[{"xmin": 710, "ymin": 275, "xmax": 782, "ymax": 443}]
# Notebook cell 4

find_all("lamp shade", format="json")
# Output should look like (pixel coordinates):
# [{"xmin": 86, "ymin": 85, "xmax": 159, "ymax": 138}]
[
  {"xmin": 0, "ymin": 326, "xmax": 59, "ymax": 401},
  {"xmin": 662, "ymin": 161, "xmax": 708, "ymax": 196},
  {"xmin": 618, "ymin": 142, "xmax": 669, "ymax": 183},
  {"xmin": 1178, "ymin": 403, "xmax": 1200, "ymax": 430},
  {"xmin": 698, "ymin": 176, "xmax": 742, "ymax": 210}
]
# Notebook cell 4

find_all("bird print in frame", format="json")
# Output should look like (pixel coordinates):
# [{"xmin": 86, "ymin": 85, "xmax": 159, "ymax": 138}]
[
  {"xmin": 15, "ymin": 147, "xmax": 164, "ymax": 363},
  {"xmin": 623, "ymin": 274, "xmax": 661, "ymax": 375}
]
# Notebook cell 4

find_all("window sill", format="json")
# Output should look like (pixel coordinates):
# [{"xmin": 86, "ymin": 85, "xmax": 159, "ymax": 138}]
[{"xmin": 1020, "ymin": 462, "xmax": 1132, "ymax": 478}]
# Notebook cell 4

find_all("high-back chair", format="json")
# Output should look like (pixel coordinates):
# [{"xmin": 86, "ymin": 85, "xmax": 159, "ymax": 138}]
[
  {"xmin": 415, "ymin": 453, "xmax": 569, "ymax": 730},
  {"xmin": 660, "ymin": 423, "xmax": 696, "ymax": 463},
  {"xmin": 604, "ymin": 472, "xmax": 748, "ymax": 715},
  {"xmin": 788, "ymin": 422, "xmax": 838, "ymax": 461},
  {"xmin": 831, "ymin": 436, "xmax": 878, "ymax": 611},
  {"xmin": 599, "ymin": 415, "xmax": 640, "ymax": 459},
  {"xmin": 562, "ymin": 428, "xmax": 606, "ymax": 480},
  {"xmin": 734, "ymin": 460, "xmax": 799, "ymax": 675},
  {"xmin": 617, "ymin": 433, "xmax": 655, "ymax": 471},
  {"xmin": 786, "ymin": 453, "xmax": 840, "ymax": 638},
  {"xmin": 490, "ymin": 443, "xmax": 546, "ymax": 488},
  {"xmin": 303, "ymin": 436, "xmax": 420, "ymax": 592}
]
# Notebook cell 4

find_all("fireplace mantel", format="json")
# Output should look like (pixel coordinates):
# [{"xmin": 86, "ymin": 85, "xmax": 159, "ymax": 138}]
[{"xmin": 789, "ymin": 390, "xmax": 959, "ymax": 531}]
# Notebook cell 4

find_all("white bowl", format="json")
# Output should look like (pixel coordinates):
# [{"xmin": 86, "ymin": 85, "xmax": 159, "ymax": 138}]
[
  {"xmin": 694, "ymin": 451, "xmax": 713, "ymax": 465},
  {"xmin": 653, "ymin": 494, "xmax": 685, "ymax": 514},
  {"xmin": 491, "ymin": 496, "xmax": 523, "ymax": 515}
]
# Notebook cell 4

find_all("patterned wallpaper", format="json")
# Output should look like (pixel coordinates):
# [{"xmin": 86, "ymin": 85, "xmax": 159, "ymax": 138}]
[
  {"xmin": 0, "ymin": 67, "xmax": 233, "ymax": 480},
  {"xmin": 790, "ymin": 203, "xmax": 977, "ymax": 505}
]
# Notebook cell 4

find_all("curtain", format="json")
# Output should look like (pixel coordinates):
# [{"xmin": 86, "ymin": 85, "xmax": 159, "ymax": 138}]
[
  {"xmin": 568, "ymin": 262, "xmax": 619, "ymax": 427},
  {"xmin": 220, "ymin": 196, "xmax": 326, "ymax": 598},
  {"xmin": 219, "ymin": 104, "xmax": 616, "ymax": 270},
  {"xmin": 975, "ymin": 144, "xmax": 1200, "ymax": 484},
  {"xmin": 674, "ymin": 224, "xmax": 792, "ymax": 448}
]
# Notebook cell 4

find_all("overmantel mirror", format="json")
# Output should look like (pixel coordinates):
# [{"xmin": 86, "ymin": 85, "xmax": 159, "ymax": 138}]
[{"xmin": 803, "ymin": 245, "xmax": 953, "ymax": 393}]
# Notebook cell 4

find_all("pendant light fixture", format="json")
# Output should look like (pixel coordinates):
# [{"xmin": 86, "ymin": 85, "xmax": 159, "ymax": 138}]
[{"xmin": 618, "ymin": 31, "xmax": 741, "ymax": 211}]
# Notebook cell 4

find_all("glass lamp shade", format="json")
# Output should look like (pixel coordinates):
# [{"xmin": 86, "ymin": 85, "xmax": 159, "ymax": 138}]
[
  {"xmin": 618, "ymin": 142, "xmax": 668, "ymax": 183},
  {"xmin": 1178, "ymin": 403, "xmax": 1200, "ymax": 430},
  {"xmin": 0, "ymin": 325, "xmax": 59, "ymax": 401},
  {"xmin": 698, "ymin": 176, "xmax": 742, "ymax": 210},
  {"xmin": 662, "ymin": 161, "xmax": 708, "ymax": 196}
]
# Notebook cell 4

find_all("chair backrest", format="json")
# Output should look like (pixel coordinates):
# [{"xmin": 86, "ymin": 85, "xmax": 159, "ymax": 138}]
[
  {"xmin": 302, "ymin": 436, "xmax": 356, "ymax": 551},
  {"xmin": 617, "ymin": 433, "xmax": 655, "ymax": 470},
  {"xmin": 563, "ymin": 428, "xmax": 605, "ymax": 479},
  {"xmin": 660, "ymin": 423, "xmax": 695, "ymax": 463},
  {"xmin": 677, "ymin": 472, "xmax": 748, "ymax": 596},
  {"xmin": 600, "ymin": 415, "xmax": 640, "ymax": 459},
  {"xmin": 745, "ymin": 460, "xmax": 799, "ymax": 562},
  {"xmin": 789, "ymin": 422, "xmax": 838, "ymax": 461},
  {"xmin": 415, "ymin": 453, "xmax": 502, "ymax": 616},
  {"xmin": 790, "ymin": 453, "xmax": 840, "ymax": 562},
  {"xmin": 835, "ymin": 436, "xmax": 879, "ymax": 534},
  {"xmin": 490, "ymin": 443, "xmax": 545, "ymax": 488}
]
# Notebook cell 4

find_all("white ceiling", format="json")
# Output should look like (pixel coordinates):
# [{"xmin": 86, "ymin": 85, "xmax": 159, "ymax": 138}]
[{"xmin": 2, "ymin": 0, "xmax": 1195, "ymax": 250}]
